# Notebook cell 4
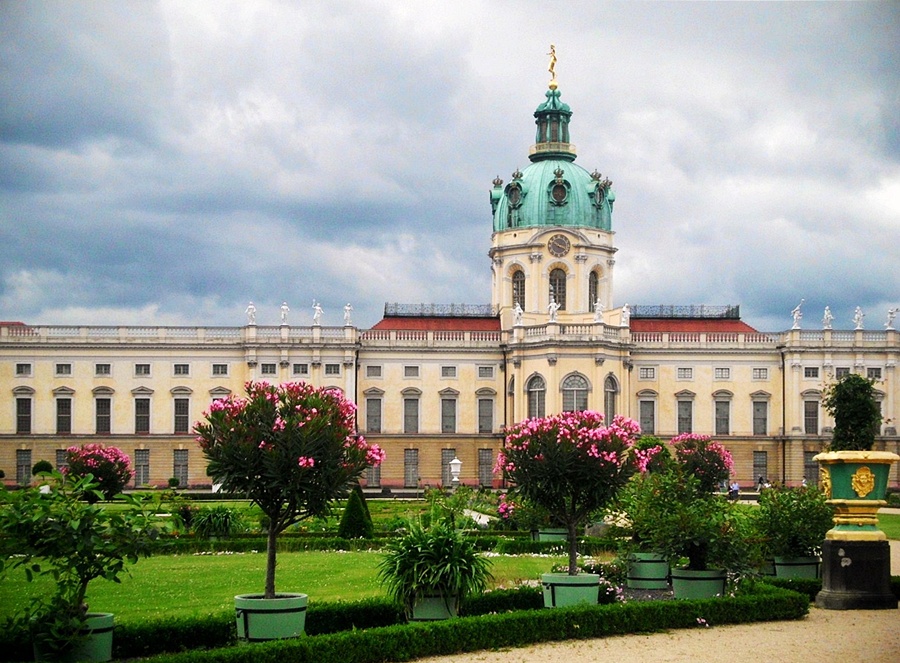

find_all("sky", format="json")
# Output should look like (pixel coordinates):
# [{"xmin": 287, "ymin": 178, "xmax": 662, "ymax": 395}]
[{"xmin": 1, "ymin": 1, "xmax": 898, "ymax": 332}]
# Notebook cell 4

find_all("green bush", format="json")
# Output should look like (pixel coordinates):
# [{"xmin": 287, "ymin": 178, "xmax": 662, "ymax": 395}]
[
  {"xmin": 193, "ymin": 506, "xmax": 245, "ymax": 538},
  {"xmin": 31, "ymin": 460, "xmax": 53, "ymax": 476},
  {"xmin": 337, "ymin": 488, "xmax": 374, "ymax": 539}
]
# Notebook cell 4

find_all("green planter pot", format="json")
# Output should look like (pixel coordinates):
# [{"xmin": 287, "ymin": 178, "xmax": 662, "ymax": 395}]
[
  {"xmin": 541, "ymin": 572, "xmax": 599, "ymax": 607},
  {"xmin": 410, "ymin": 592, "xmax": 459, "ymax": 621},
  {"xmin": 670, "ymin": 568, "xmax": 726, "ymax": 600},
  {"xmin": 626, "ymin": 552, "xmax": 669, "ymax": 589},
  {"xmin": 815, "ymin": 451, "xmax": 899, "ymax": 541},
  {"xmin": 532, "ymin": 528, "xmax": 568, "ymax": 542},
  {"xmin": 774, "ymin": 556, "xmax": 820, "ymax": 579},
  {"xmin": 234, "ymin": 593, "xmax": 308, "ymax": 642},
  {"xmin": 758, "ymin": 558, "xmax": 776, "ymax": 577},
  {"xmin": 34, "ymin": 613, "xmax": 114, "ymax": 663}
]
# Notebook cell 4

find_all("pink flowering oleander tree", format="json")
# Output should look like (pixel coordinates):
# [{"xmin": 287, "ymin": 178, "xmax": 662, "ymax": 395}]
[
  {"xmin": 497, "ymin": 411, "xmax": 640, "ymax": 575},
  {"xmin": 63, "ymin": 444, "xmax": 133, "ymax": 502},
  {"xmin": 669, "ymin": 432, "xmax": 734, "ymax": 494},
  {"xmin": 194, "ymin": 381, "xmax": 385, "ymax": 599}
]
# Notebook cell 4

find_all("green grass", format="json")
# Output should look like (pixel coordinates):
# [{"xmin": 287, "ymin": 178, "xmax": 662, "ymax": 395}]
[
  {"xmin": 0, "ymin": 550, "xmax": 566, "ymax": 623},
  {"xmin": 878, "ymin": 513, "xmax": 900, "ymax": 540}
]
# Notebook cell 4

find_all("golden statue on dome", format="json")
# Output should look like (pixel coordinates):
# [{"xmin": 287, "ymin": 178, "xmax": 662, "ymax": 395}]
[{"xmin": 547, "ymin": 44, "xmax": 558, "ymax": 89}]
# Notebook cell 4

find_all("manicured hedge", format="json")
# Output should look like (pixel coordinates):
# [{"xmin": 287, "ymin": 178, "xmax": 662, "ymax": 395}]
[{"xmin": 126, "ymin": 584, "xmax": 810, "ymax": 663}]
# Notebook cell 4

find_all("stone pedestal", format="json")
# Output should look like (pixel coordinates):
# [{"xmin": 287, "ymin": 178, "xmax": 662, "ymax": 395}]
[{"xmin": 815, "ymin": 540, "xmax": 897, "ymax": 610}]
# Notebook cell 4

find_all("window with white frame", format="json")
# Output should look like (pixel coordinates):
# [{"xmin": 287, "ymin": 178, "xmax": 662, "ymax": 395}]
[
  {"xmin": 477, "ymin": 397, "xmax": 494, "ymax": 433},
  {"xmin": 174, "ymin": 398, "xmax": 190, "ymax": 434},
  {"xmin": 715, "ymin": 399, "xmax": 730, "ymax": 435},
  {"xmin": 867, "ymin": 367, "xmax": 882, "ymax": 380},
  {"xmin": 135, "ymin": 363, "xmax": 151, "ymax": 376},
  {"xmin": 366, "ymin": 397, "xmax": 382, "ymax": 434},
  {"xmin": 588, "ymin": 271, "xmax": 599, "ymax": 312},
  {"xmin": 478, "ymin": 365, "xmax": 494, "ymax": 379},
  {"xmin": 638, "ymin": 367, "xmax": 655, "ymax": 380},
  {"xmin": 95, "ymin": 363, "xmax": 111, "ymax": 376},
  {"xmin": 527, "ymin": 375, "xmax": 546, "ymax": 419},
  {"xmin": 365, "ymin": 365, "xmax": 382, "ymax": 378},
  {"xmin": 134, "ymin": 449, "xmax": 150, "ymax": 487},
  {"xmin": 293, "ymin": 363, "xmax": 309, "ymax": 376},
  {"xmin": 834, "ymin": 367, "xmax": 850, "ymax": 379},
  {"xmin": 677, "ymin": 399, "xmax": 693, "ymax": 434},
  {"xmin": 549, "ymin": 268, "xmax": 567, "ymax": 310},
  {"xmin": 804, "ymin": 367, "xmax": 819, "ymax": 379},
  {"xmin": 639, "ymin": 399, "xmax": 655, "ymax": 435},
  {"xmin": 441, "ymin": 366, "xmax": 457, "ymax": 378},
  {"xmin": 135, "ymin": 398, "xmax": 151, "ymax": 434},
  {"xmin": 325, "ymin": 363, "xmax": 341, "ymax": 376},
  {"xmin": 212, "ymin": 363, "xmax": 228, "ymax": 376},
  {"xmin": 403, "ymin": 449, "xmax": 419, "ymax": 488},
  {"xmin": 16, "ymin": 397, "xmax": 32, "ymax": 434},
  {"xmin": 16, "ymin": 363, "xmax": 32, "ymax": 376},
  {"xmin": 403, "ymin": 396, "xmax": 419, "ymax": 434},
  {"xmin": 260, "ymin": 363, "xmax": 277, "ymax": 375},
  {"xmin": 804, "ymin": 400, "xmax": 819, "ymax": 434},
  {"xmin": 404, "ymin": 365, "xmax": 420, "ymax": 378},
  {"xmin": 173, "ymin": 363, "xmax": 190, "ymax": 376},
  {"xmin": 512, "ymin": 269, "xmax": 526, "ymax": 309},
  {"xmin": 752, "ymin": 367, "xmax": 768, "ymax": 380},
  {"xmin": 55, "ymin": 449, "xmax": 68, "ymax": 472},
  {"xmin": 95, "ymin": 397, "xmax": 112, "ymax": 434},
  {"xmin": 56, "ymin": 397, "xmax": 72, "ymax": 435},
  {"xmin": 16, "ymin": 449, "xmax": 32, "ymax": 486},
  {"xmin": 173, "ymin": 449, "xmax": 189, "ymax": 488},
  {"xmin": 753, "ymin": 451, "xmax": 768, "ymax": 484},
  {"xmin": 478, "ymin": 448, "xmax": 493, "ymax": 487},
  {"xmin": 604, "ymin": 375, "xmax": 618, "ymax": 422},
  {"xmin": 677, "ymin": 367, "xmax": 693, "ymax": 380},
  {"xmin": 561, "ymin": 374, "xmax": 589, "ymax": 412},
  {"xmin": 55, "ymin": 363, "xmax": 72, "ymax": 376},
  {"xmin": 441, "ymin": 397, "xmax": 457, "ymax": 433},
  {"xmin": 753, "ymin": 400, "xmax": 768, "ymax": 435},
  {"xmin": 714, "ymin": 367, "xmax": 730, "ymax": 380}
]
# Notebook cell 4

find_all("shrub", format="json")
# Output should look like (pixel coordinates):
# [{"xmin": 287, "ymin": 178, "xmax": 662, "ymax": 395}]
[
  {"xmin": 754, "ymin": 485, "xmax": 833, "ymax": 558},
  {"xmin": 823, "ymin": 373, "xmax": 882, "ymax": 451},
  {"xmin": 63, "ymin": 443, "xmax": 133, "ymax": 501},
  {"xmin": 338, "ymin": 487, "xmax": 374, "ymax": 539},
  {"xmin": 193, "ymin": 505, "xmax": 246, "ymax": 538},
  {"xmin": 31, "ymin": 459, "xmax": 53, "ymax": 476}
]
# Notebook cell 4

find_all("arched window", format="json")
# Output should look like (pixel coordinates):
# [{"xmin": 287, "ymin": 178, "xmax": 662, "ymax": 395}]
[
  {"xmin": 512, "ymin": 270, "xmax": 525, "ymax": 310},
  {"xmin": 604, "ymin": 375, "xmax": 619, "ymax": 422},
  {"xmin": 549, "ymin": 268, "xmax": 566, "ymax": 310},
  {"xmin": 526, "ymin": 375, "xmax": 546, "ymax": 419},
  {"xmin": 588, "ymin": 271, "xmax": 599, "ymax": 312},
  {"xmin": 561, "ymin": 374, "xmax": 589, "ymax": 412}
]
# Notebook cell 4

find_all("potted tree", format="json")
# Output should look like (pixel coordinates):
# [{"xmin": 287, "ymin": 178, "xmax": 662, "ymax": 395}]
[
  {"xmin": 614, "ymin": 437, "xmax": 673, "ymax": 589},
  {"xmin": 815, "ymin": 372, "xmax": 899, "ymax": 609},
  {"xmin": 754, "ymin": 485, "xmax": 833, "ymax": 579},
  {"xmin": 378, "ymin": 517, "xmax": 492, "ymax": 621},
  {"xmin": 497, "ymin": 411, "xmax": 639, "ymax": 607},
  {"xmin": 0, "ymin": 470, "xmax": 161, "ymax": 662},
  {"xmin": 194, "ymin": 380, "xmax": 385, "ymax": 640}
]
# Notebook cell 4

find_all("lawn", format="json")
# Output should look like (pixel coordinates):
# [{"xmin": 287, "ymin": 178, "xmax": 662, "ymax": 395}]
[{"xmin": 0, "ymin": 550, "xmax": 567, "ymax": 623}]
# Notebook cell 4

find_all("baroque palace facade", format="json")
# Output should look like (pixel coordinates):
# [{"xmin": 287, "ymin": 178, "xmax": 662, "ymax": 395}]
[{"xmin": 2, "ymin": 80, "xmax": 899, "ymax": 491}]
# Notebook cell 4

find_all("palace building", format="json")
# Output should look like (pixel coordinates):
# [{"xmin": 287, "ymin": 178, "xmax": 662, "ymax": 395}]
[{"xmin": 2, "ymin": 79, "xmax": 898, "ymax": 491}]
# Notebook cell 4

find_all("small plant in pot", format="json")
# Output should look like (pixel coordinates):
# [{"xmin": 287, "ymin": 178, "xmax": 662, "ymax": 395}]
[
  {"xmin": 497, "ymin": 411, "xmax": 639, "ymax": 607},
  {"xmin": 754, "ymin": 485, "xmax": 833, "ymax": 579},
  {"xmin": 0, "ymin": 470, "xmax": 161, "ymax": 662},
  {"xmin": 194, "ymin": 380, "xmax": 385, "ymax": 640},
  {"xmin": 378, "ymin": 516, "xmax": 492, "ymax": 621}
]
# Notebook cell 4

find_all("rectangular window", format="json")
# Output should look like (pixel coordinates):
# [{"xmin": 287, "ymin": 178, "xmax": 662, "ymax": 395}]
[
  {"xmin": 95, "ymin": 363, "xmax": 111, "ymax": 376},
  {"xmin": 441, "ymin": 448, "xmax": 457, "ymax": 487},
  {"xmin": 803, "ymin": 451, "xmax": 818, "ymax": 484},
  {"xmin": 293, "ymin": 363, "xmax": 309, "ymax": 376},
  {"xmin": 677, "ymin": 367, "xmax": 693, "ymax": 380},
  {"xmin": 212, "ymin": 363, "xmax": 229, "ymax": 376},
  {"xmin": 715, "ymin": 400, "xmax": 730, "ymax": 436},
  {"xmin": 56, "ymin": 398, "xmax": 72, "ymax": 435},
  {"xmin": 55, "ymin": 449, "xmax": 68, "ymax": 472},
  {"xmin": 677, "ymin": 400, "xmax": 693, "ymax": 434},
  {"xmin": 55, "ymin": 363, "xmax": 72, "ymax": 376},
  {"xmin": 804, "ymin": 400, "xmax": 819, "ymax": 435},
  {"xmin": 16, "ymin": 398, "xmax": 32, "ymax": 434},
  {"xmin": 16, "ymin": 363, "xmax": 32, "ymax": 376},
  {"xmin": 639, "ymin": 400, "xmax": 655, "ymax": 435},
  {"xmin": 365, "ymin": 365, "xmax": 382, "ymax": 378},
  {"xmin": 365, "ymin": 464, "xmax": 381, "ymax": 488},
  {"xmin": 804, "ymin": 367, "xmax": 819, "ymax": 379},
  {"xmin": 404, "ymin": 365, "xmax": 420, "ymax": 378},
  {"xmin": 260, "ymin": 363, "xmax": 277, "ymax": 375},
  {"xmin": 173, "ymin": 449, "xmax": 189, "ymax": 488},
  {"xmin": 753, "ymin": 451, "xmax": 768, "ymax": 486},
  {"xmin": 867, "ymin": 367, "xmax": 882, "ymax": 380},
  {"xmin": 403, "ymin": 449, "xmax": 419, "ymax": 488},
  {"xmin": 404, "ymin": 398, "xmax": 419, "ymax": 434},
  {"xmin": 478, "ymin": 366, "xmax": 494, "ymax": 379},
  {"xmin": 752, "ymin": 368, "xmax": 768, "ymax": 380},
  {"xmin": 753, "ymin": 401, "xmax": 768, "ymax": 435},
  {"xmin": 135, "ymin": 363, "xmax": 151, "ymax": 376},
  {"xmin": 134, "ymin": 449, "xmax": 150, "ymax": 487},
  {"xmin": 714, "ymin": 367, "xmax": 730, "ymax": 380},
  {"xmin": 173, "ymin": 363, "xmax": 190, "ymax": 376},
  {"xmin": 638, "ymin": 367, "xmax": 655, "ymax": 380},
  {"xmin": 835, "ymin": 367, "xmax": 850, "ymax": 379},
  {"xmin": 441, "ymin": 398, "xmax": 456, "ymax": 434},
  {"xmin": 477, "ymin": 398, "xmax": 493, "ymax": 434},
  {"xmin": 96, "ymin": 398, "xmax": 111, "ymax": 434},
  {"xmin": 135, "ymin": 398, "xmax": 150, "ymax": 434},
  {"xmin": 441, "ymin": 366, "xmax": 457, "ymax": 378},
  {"xmin": 366, "ymin": 398, "xmax": 382, "ymax": 434},
  {"xmin": 478, "ymin": 449, "xmax": 493, "ymax": 487},
  {"xmin": 16, "ymin": 449, "xmax": 32, "ymax": 486},
  {"xmin": 174, "ymin": 398, "xmax": 190, "ymax": 434},
  {"xmin": 324, "ymin": 363, "xmax": 341, "ymax": 376}
]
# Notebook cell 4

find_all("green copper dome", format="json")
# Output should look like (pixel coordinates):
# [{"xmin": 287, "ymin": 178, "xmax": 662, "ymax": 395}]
[{"xmin": 491, "ymin": 86, "xmax": 614, "ymax": 232}]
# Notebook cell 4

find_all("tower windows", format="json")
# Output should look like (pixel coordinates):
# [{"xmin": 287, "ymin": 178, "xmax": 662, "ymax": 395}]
[
  {"xmin": 604, "ymin": 375, "xmax": 618, "ymax": 422},
  {"xmin": 512, "ymin": 270, "xmax": 525, "ymax": 310},
  {"xmin": 561, "ymin": 374, "xmax": 589, "ymax": 412},
  {"xmin": 549, "ymin": 268, "xmax": 566, "ymax": 310},
  {"xmin": 588, "ymin": 271, "xmax": 599, "ymax": 311},
  {"xmin": 526, "ymin": 375, "xmax": 546, "ymax": 419}
]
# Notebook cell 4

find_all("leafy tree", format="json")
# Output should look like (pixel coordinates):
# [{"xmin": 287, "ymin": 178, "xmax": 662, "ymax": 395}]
[
  {"xmin": 823, "ymin": 373, "xmax": 882, "ymax": 451},
  {"xmin": 63, "ymin": 444, "xmax": 133, "ymax": 502}
]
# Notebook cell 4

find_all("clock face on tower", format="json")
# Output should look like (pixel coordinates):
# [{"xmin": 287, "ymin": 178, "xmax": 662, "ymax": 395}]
[{"xmin": 548, "ymin": 234, "xmax": 571, "ymax": 257}]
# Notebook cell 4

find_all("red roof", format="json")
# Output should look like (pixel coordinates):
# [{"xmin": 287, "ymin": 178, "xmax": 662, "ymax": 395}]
[
  {"xmin": 630, "ymin": 318, "xmax": 758, "ymax": 333},
  {"xmin": 370, "ymin": 316, "xmax": 501, "ymax": 332}
]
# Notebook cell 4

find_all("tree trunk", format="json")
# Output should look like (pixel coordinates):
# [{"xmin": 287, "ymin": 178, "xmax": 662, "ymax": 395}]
[
  {"xmin": 567, "ymin": 521, "xmax": 579, "ymax": 575},
  {"xmin": 265, "ymin": 525, "xmax": 277, "ymax": 599}
]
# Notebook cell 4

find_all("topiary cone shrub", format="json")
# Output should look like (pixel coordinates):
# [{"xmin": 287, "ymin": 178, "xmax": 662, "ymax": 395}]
[{"xmin": 338, "ymin": 485, "xmax": 374, "ymax": 539}]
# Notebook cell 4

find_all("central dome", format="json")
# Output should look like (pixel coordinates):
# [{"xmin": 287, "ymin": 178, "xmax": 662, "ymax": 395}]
[{"xmin": 490, "ymin": 86, "xmax": 614, "ymax": 233}]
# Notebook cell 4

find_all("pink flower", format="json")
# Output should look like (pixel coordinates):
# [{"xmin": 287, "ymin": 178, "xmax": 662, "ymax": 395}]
[{"xmin": 297, "ymin": 456, "xmax": 315, "ymax": 468}]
